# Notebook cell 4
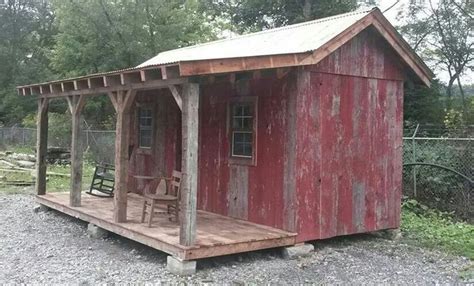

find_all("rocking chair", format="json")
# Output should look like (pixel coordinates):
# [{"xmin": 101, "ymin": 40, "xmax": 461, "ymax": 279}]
[
  {"xmin": 141, "ymin": 170, "xmax": 182, "ymax": 227},
  {"xmin": 87, "ymin": 163, "xmax": 115, "ymax": 197}
]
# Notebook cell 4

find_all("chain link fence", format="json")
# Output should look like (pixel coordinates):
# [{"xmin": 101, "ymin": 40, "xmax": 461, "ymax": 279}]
[
  {"xmin": 403, "ymin": 125, "xmax": 473, "ymax": 223},
  {"xmin": 0, "ymin": 125, "xmax": 472, "ymax": 221},
  {"xmin": 0, "ymin": 127, "xmax": 115, "ymax": 164}
]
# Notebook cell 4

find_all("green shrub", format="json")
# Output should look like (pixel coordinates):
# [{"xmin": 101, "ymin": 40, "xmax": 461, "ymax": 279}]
[{"xmin": 401, "ymin": 199, "xmax": 474, "ymax": 259}]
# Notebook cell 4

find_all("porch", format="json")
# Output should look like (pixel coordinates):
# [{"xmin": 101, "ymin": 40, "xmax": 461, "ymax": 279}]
[{"xmin": 36, "ymin": 192, "xmax": 296, "ymax": 260}]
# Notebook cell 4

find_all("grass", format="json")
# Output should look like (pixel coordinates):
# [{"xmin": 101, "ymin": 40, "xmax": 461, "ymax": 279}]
[
  {"xmin": 0, "ymin": 145, "xmax": 95, "ymax": 194},
  {"xmin": 401, "ymin": 199, "xmax": 474, "ymax": 260},
  {"xmin": 46, "ymin": 163, "xmax": 95, "ymax": 192}
]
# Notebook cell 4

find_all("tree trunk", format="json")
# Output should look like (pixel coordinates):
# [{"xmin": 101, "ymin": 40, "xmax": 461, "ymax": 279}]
[
  {"xmin": 302, "ymin": 0, "xmax": 311, "ymax": 20},
  {"xmin": 456, "ymin": 76, "xmax": 468, "ymax": 116}
]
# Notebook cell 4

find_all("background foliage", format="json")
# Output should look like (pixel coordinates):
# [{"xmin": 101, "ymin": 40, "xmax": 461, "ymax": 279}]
[{"xmin": 0, "ymin": 0, "xmax": 472, "ymax": 129}]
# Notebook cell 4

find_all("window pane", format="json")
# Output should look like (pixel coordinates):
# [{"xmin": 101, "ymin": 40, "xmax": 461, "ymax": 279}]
[
  {"xmin": 242, "ymin": 105, "xmax": 251, "ymax": 116},
  {"xmin": 232, "ymin": 118, "xmax": 241, "ymax": 129},
  {"xmin": 232, "ymin": 103, "xmax": 253, "ymax": 131},
  {"xmin": 242, "ymin": 118, "xmax": 252, "ymax": 129},
  {"xmin": 233, "ymin": 132, "xmax": 252, "ymax": 157},
  {"xmin": 138, "ymin": 108, "xmax": 153, "ymax": 148}
]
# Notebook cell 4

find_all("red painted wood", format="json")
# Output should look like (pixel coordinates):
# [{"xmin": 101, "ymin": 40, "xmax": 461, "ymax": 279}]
[
  {"xmin": 199, "ymin": 76, "xmax": 288, "ymax": 229},
  {"xmin": 198, "ymin": 82, "xmax": 231, "ymax": 216},
  {"xmin": 127, "ymin": 90, "xmax": 181, "ymax": 195},
  {"xmin": 312, "ymin": 28, "xmax": 405, "ymax": 81},
  {"xmin": 294, "ymin": 28, "xmax": 405, "ymax": 241},
  {"xmin": 246, "ymin": 77, "xmax": 287, "ymax": 228},
  {"xmin": 125, "ymin": 27, "xmax": 406, "ymax": 241},
  {"xmin": 295, "ymin": 73, "xmax": 402, "ymax": 242},
  {"xmin": 294, "ymin": 71, "xmax": 321, "ymax": 240}
]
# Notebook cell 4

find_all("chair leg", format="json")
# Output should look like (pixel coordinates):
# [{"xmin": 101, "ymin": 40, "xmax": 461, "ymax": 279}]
[
  {"xmin": 141, "ymin": 199, "xmax": 147, "ymax": 223},
  {"xmin": 148, "ymin": 200, "xmax": 155, "ymax": 228}
]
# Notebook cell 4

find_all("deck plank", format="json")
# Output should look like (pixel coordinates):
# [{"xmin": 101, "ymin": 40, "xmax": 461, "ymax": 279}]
[{"xmin": 37, "ymin": 192, "xmax": 296, "ymax": 260}]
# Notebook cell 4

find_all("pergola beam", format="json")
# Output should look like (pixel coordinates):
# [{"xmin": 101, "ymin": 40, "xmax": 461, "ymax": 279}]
[{"xmin": 34, "ymin": 78, "xmax": 187, "ymax": 98}]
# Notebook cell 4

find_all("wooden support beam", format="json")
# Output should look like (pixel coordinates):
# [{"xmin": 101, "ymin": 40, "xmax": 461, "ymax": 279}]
[
  {"xmin": 35, "ymin": 97, "xmax": 49, "ymax": 196},
  {"xmin": 88, "ymin": 77, "xmax": 104, "ymax": 89},
  {"xmin": 35, "ymin": 78, "xmax": 187, "ymax": 98},
  {"xmin": 107, "ymin": 92, "xmax": 119, "ymax": 112},
  {"xmin": 179, "ymin": 83, "xmax": 200, "ymax": 246},
  {"xmin": 168, "ymin": 85, "xmax": 183, "ymax": 111},
  {"xmin": 103, "ymin": 75, "xmax": 121, "ymax": 87},
  {"xmin": 73, "ymin": 80, "xmax": 88, "ymax": 91},
  {"xmin": 120, "ymin": 72, "xmax": 141, "ymax": 85},
  {"xmin": 110, "ymin": 89, "xmax": 137, "ymax": 223},
  {"xmin": 23, "ymin": 88, "xmax": 32, "ymax": 96},
  {"xmin": 40, "ymin": 85, "xmax": 51, "ymax": 95},
  {"xmin": 61, "ymin": 82, "xmax": 75, "ymax": 92},
  {"xmin": 50, "ymin": 84, "xmax": 62, "ymax": 94},
  {"xmin": 66, "ymin": 94, "xmax": 87, "ymax": 207}
]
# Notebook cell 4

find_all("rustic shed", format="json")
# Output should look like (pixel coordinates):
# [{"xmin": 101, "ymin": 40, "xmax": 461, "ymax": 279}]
[{"xmin": 17, "ymin": 8, "xmax": 432, "ymax": 274}]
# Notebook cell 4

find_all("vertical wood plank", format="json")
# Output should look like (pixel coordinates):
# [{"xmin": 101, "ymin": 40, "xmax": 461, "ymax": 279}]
[
  {"xmin": 180, "ymin": 83, "xmax": 199, "ymax": 246},
  {"xmin": 113, "ymin": 90, "xmax": 136, "ymax": 223},
  {"xmin": 70, "ymin": 110, "xmax": 84, "ymax": 206},
  {"xmin": 68, "ymin": 95, "xmax": 86, "ymax": 207},
  {"xmin": 282, "ymin": 71, "xmax": 298, "ymax": 233},
  {"xmin": 228, "ymin": 165, "xmax": 249, "ymax": 220},
  {"xmin": 35, "ymin": 98, "xmax": 49, "ymax": 196},
  {"xmin": 293, "ymin": 69, "xmax": 323, "ymax": 241}
]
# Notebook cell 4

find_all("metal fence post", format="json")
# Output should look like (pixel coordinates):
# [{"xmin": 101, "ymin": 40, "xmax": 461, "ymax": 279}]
[
  {"xmin": 22, "ymin": 128, "xmax": 25, "ymax": 145},
  {"xmin": 412, "ymin": 124, "xmax": 420, "ymax": 198}
]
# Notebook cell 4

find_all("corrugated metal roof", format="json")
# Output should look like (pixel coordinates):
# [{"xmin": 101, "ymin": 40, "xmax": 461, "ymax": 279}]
[{"xmin": 137, "ymin": 9, "xmax": 372, "ymax": 67}]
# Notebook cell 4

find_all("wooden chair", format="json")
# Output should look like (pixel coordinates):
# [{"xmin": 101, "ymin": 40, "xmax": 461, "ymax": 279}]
[{"xmin": 141, "ymin": 170, "xmax": 182, "ymax": 227}]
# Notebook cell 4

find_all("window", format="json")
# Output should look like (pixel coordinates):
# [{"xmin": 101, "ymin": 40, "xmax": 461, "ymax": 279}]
[
  {"xmin": 229, "ymin": 98, "xmax": 257, "ymax": 163},
  {"xmin": 138, "ymin": 107, "xmax": 153, "ymax": 148}
]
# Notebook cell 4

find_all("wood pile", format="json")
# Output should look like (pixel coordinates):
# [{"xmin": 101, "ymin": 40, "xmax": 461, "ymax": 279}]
[
  {"xmin": 0, "ymin": 151, "xmax": 69, "ymax": 186},
  {"xmin": 47, "ymin": 147, "xmax": 71, "ymax": 165}
]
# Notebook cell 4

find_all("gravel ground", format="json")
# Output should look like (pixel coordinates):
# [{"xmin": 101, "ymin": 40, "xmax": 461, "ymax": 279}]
[{"xmin": 0, "ymin": 193, "xmax": 472, "ymax": 284}]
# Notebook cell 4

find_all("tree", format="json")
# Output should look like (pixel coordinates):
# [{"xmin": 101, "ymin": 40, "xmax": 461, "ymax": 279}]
[
  {"xmin": 398, "ymin": 0, "xmax": 473, "ymax": 114},
  {"xmin": 404, "ymin": 79, "xmax": 446, "ymax": 126},
  {"xmin": 51, "ymin": 0, "xmax": 216, "ymax": 77},
  {"xmin": 0, "ymin": 0, "xmax": 56, "ymax": 125},
  {"xmin": 200, "ymin": 0, "xmax": 362, "ymax": 33}
]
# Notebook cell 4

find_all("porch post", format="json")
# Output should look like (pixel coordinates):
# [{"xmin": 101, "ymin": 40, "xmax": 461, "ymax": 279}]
[
  {"xmin": 66, "ymin": 95, "xmax": 86, "ymax": 207},
  {"xmin": 179, "ymin": 83, "xmax": 199, "ymax": 246},
  {"xmin": 110, "ymin": 90, "xmax": 136, "ymax": 223},
  {"xmin": 35, "ymin": 97, "xmax": 49, "ymax": 195}
]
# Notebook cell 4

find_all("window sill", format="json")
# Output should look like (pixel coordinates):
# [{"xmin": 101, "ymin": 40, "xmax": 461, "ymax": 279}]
[
  {"xmin": 136, "ymin": 148, "xmax": 152, "ymax": 155},
  {"xmin": 229, "ymin": 156, "xmax": 256, "ymax": 167}
]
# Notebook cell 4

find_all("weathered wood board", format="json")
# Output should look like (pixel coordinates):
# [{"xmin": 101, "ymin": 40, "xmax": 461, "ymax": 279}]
[
  {"xmin": 36, "ymin": 193, "xmax": 296, "ymax": 260},
  {"xmin": 125, "ymin": 28, "xmax": 404, "ymax": 243}
]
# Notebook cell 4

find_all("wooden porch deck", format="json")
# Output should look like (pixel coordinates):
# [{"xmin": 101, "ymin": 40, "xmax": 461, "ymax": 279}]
[{"xmin": 37, "ymin": 193, "xmax": 296, "ymax": 260}]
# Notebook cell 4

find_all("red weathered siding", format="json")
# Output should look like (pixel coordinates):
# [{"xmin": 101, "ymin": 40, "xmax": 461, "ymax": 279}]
[
  {"xmin": 126, "ymin": 28, "xmax": 405, "ymax": 242},
  {"xmin": 198, "ymin": 76, "xmax": 291, "ymax": 229},
  {"xmin": 127, "ymin": 76, "xmax": 294, "ymax": 231},
  {"xmin": 294, "ymin": 28, "xmax": 404, "ymax": 242},
  {"xmin": 127, "ymin": 90, "xmax": 181, "ymax": 194}
]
